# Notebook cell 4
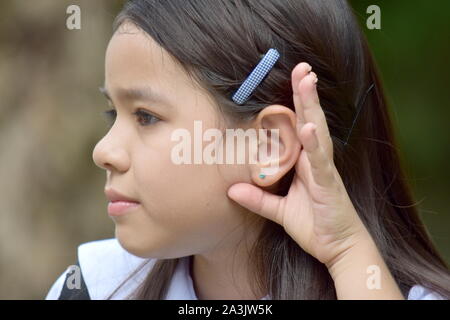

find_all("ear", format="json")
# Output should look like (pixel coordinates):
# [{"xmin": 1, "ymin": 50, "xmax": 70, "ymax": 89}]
[{"xmin": 249, "ymin": 105, "xmax": 300, "ymax": 187}]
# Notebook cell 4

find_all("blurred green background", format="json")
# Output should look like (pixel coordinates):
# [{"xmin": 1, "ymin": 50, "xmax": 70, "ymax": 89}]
[{"xmin": 0, "ymin": 0, "xmax": 448, "ymax": 299}]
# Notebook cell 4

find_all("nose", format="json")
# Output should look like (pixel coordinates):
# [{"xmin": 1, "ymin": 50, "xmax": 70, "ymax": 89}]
[{"xmin": 92, "ymin": 130, "xmax": 130, "ymax": 173}]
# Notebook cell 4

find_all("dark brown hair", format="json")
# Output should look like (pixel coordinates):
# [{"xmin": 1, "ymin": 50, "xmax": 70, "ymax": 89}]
[{"xmin": 106, "ymin": 0, "xmax": 450, "ymax": 299}]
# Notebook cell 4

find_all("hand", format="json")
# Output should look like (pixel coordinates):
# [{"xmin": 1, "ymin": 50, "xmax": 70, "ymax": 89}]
[{"xmin": 227, "ymin": 62, "xmax": 370, "ymax": 269}]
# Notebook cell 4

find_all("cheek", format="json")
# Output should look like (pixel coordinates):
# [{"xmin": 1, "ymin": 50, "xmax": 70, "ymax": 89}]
[
  {"xmin": 120, "ymin": 141, "xmax": 253, "ymax": 258},
  {"xmin": 133, "ymin": 146, "xmax": 236, "ymax": 228}
]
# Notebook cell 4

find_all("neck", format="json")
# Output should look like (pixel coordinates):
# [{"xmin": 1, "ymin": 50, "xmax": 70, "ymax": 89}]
[{"xmin": 190, "ymin": 217, "xmax": 267, "ymax": 300}]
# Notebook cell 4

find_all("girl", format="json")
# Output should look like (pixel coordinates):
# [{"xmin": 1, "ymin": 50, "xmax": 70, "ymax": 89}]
[{"xmin": 46, "ymin": 0, "xmax": 449, "ymax": 300}]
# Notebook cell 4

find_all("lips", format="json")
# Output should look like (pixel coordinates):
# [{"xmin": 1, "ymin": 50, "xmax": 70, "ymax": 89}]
[
  {"xmin": 104, "ymin": 188, "xmax": 140, "ymax": 203},
  {"xmin": 104, "ymin": 188, "xmax": 141, "ymax": 217},
  {"xmin": 107, "ymin": 201, "xmax": 140, "ymax": 216}
]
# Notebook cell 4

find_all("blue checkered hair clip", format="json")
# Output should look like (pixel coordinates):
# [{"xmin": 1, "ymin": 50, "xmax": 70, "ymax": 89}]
[{"xmin": 232, "ymin": 48, "xmax": 280, "ymax": 105}]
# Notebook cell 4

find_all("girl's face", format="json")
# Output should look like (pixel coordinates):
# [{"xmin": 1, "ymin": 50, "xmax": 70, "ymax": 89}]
[{"xmin": 92, "ymin": 23, "xmax": 259, "ymax": 259}]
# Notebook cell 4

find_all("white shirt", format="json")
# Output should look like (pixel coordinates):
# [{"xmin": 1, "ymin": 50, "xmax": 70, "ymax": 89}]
[{"xmin": 45, "ymin": 238, "xmax": 445, "ymax": 300}]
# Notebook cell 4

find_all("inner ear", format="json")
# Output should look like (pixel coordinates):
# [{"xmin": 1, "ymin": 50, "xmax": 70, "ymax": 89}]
[
  {"xmin": 262, "ymin": 115, "xmax": 288, "ymax": 155},
  {"xmin": 267, "ymin": 129, "xmax": 272, "ymax": 154}
]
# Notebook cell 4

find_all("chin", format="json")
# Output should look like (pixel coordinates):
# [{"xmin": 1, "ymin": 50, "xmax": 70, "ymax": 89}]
[
  {"xmin": 115, "ymin": 227, "xmax": 167, "ymax": 259},
  {"xmin": 115, "ymin": 229, "xmax": 148, "ymax": 257}
]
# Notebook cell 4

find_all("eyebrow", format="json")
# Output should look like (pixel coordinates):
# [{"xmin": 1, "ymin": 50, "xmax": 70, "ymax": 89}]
[{"xmin": 99, "ymin": 85, "xmax": 171, "ymax": 107}]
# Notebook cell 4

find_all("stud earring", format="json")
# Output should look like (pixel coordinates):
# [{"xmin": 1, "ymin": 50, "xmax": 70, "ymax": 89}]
[{"xmin": 259, "ymin": 173, "xmax": 266, "ymax": 179}]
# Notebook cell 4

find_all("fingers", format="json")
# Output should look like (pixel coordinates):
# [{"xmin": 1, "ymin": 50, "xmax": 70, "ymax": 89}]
[
  {"xmin": 291, "ymin": 63, "xmax": 312, "ymax": 129},
  {"xmin": 227, "ymin": 183, "xmax": 283, "ymax": 225},
  {"xmin": 300, "ymin": 123, "xmax": 336, "ymax": 188},
  {"xmin": 298, "ymin": 71, "xmax": 333, "ymax": 158}
]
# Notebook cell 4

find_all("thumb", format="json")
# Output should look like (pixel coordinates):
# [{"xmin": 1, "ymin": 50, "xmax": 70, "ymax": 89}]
[{"xmin": 227, "ymin": 183, "xmax": 284, "ymax": 225}]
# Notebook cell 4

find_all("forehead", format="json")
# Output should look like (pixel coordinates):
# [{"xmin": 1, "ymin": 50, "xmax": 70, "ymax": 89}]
[{"xmin": 104, "ymin": 22, "xmax": 191, "ymax": 100}]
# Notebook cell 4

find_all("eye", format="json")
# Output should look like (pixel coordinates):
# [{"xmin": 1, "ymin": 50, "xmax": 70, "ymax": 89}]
[
  {"xmin": 101, "ymin": 108, "xmax": 161, "ymax": 127},
  {"xmin": 133, "ymin": 109, "xmax": 161, "ymax": 126}
]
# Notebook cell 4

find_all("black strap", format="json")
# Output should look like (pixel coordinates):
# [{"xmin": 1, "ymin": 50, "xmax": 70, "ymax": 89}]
[{"xmin": 58, "ymin": 261, "xmax": 91, "ymax": 300}]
